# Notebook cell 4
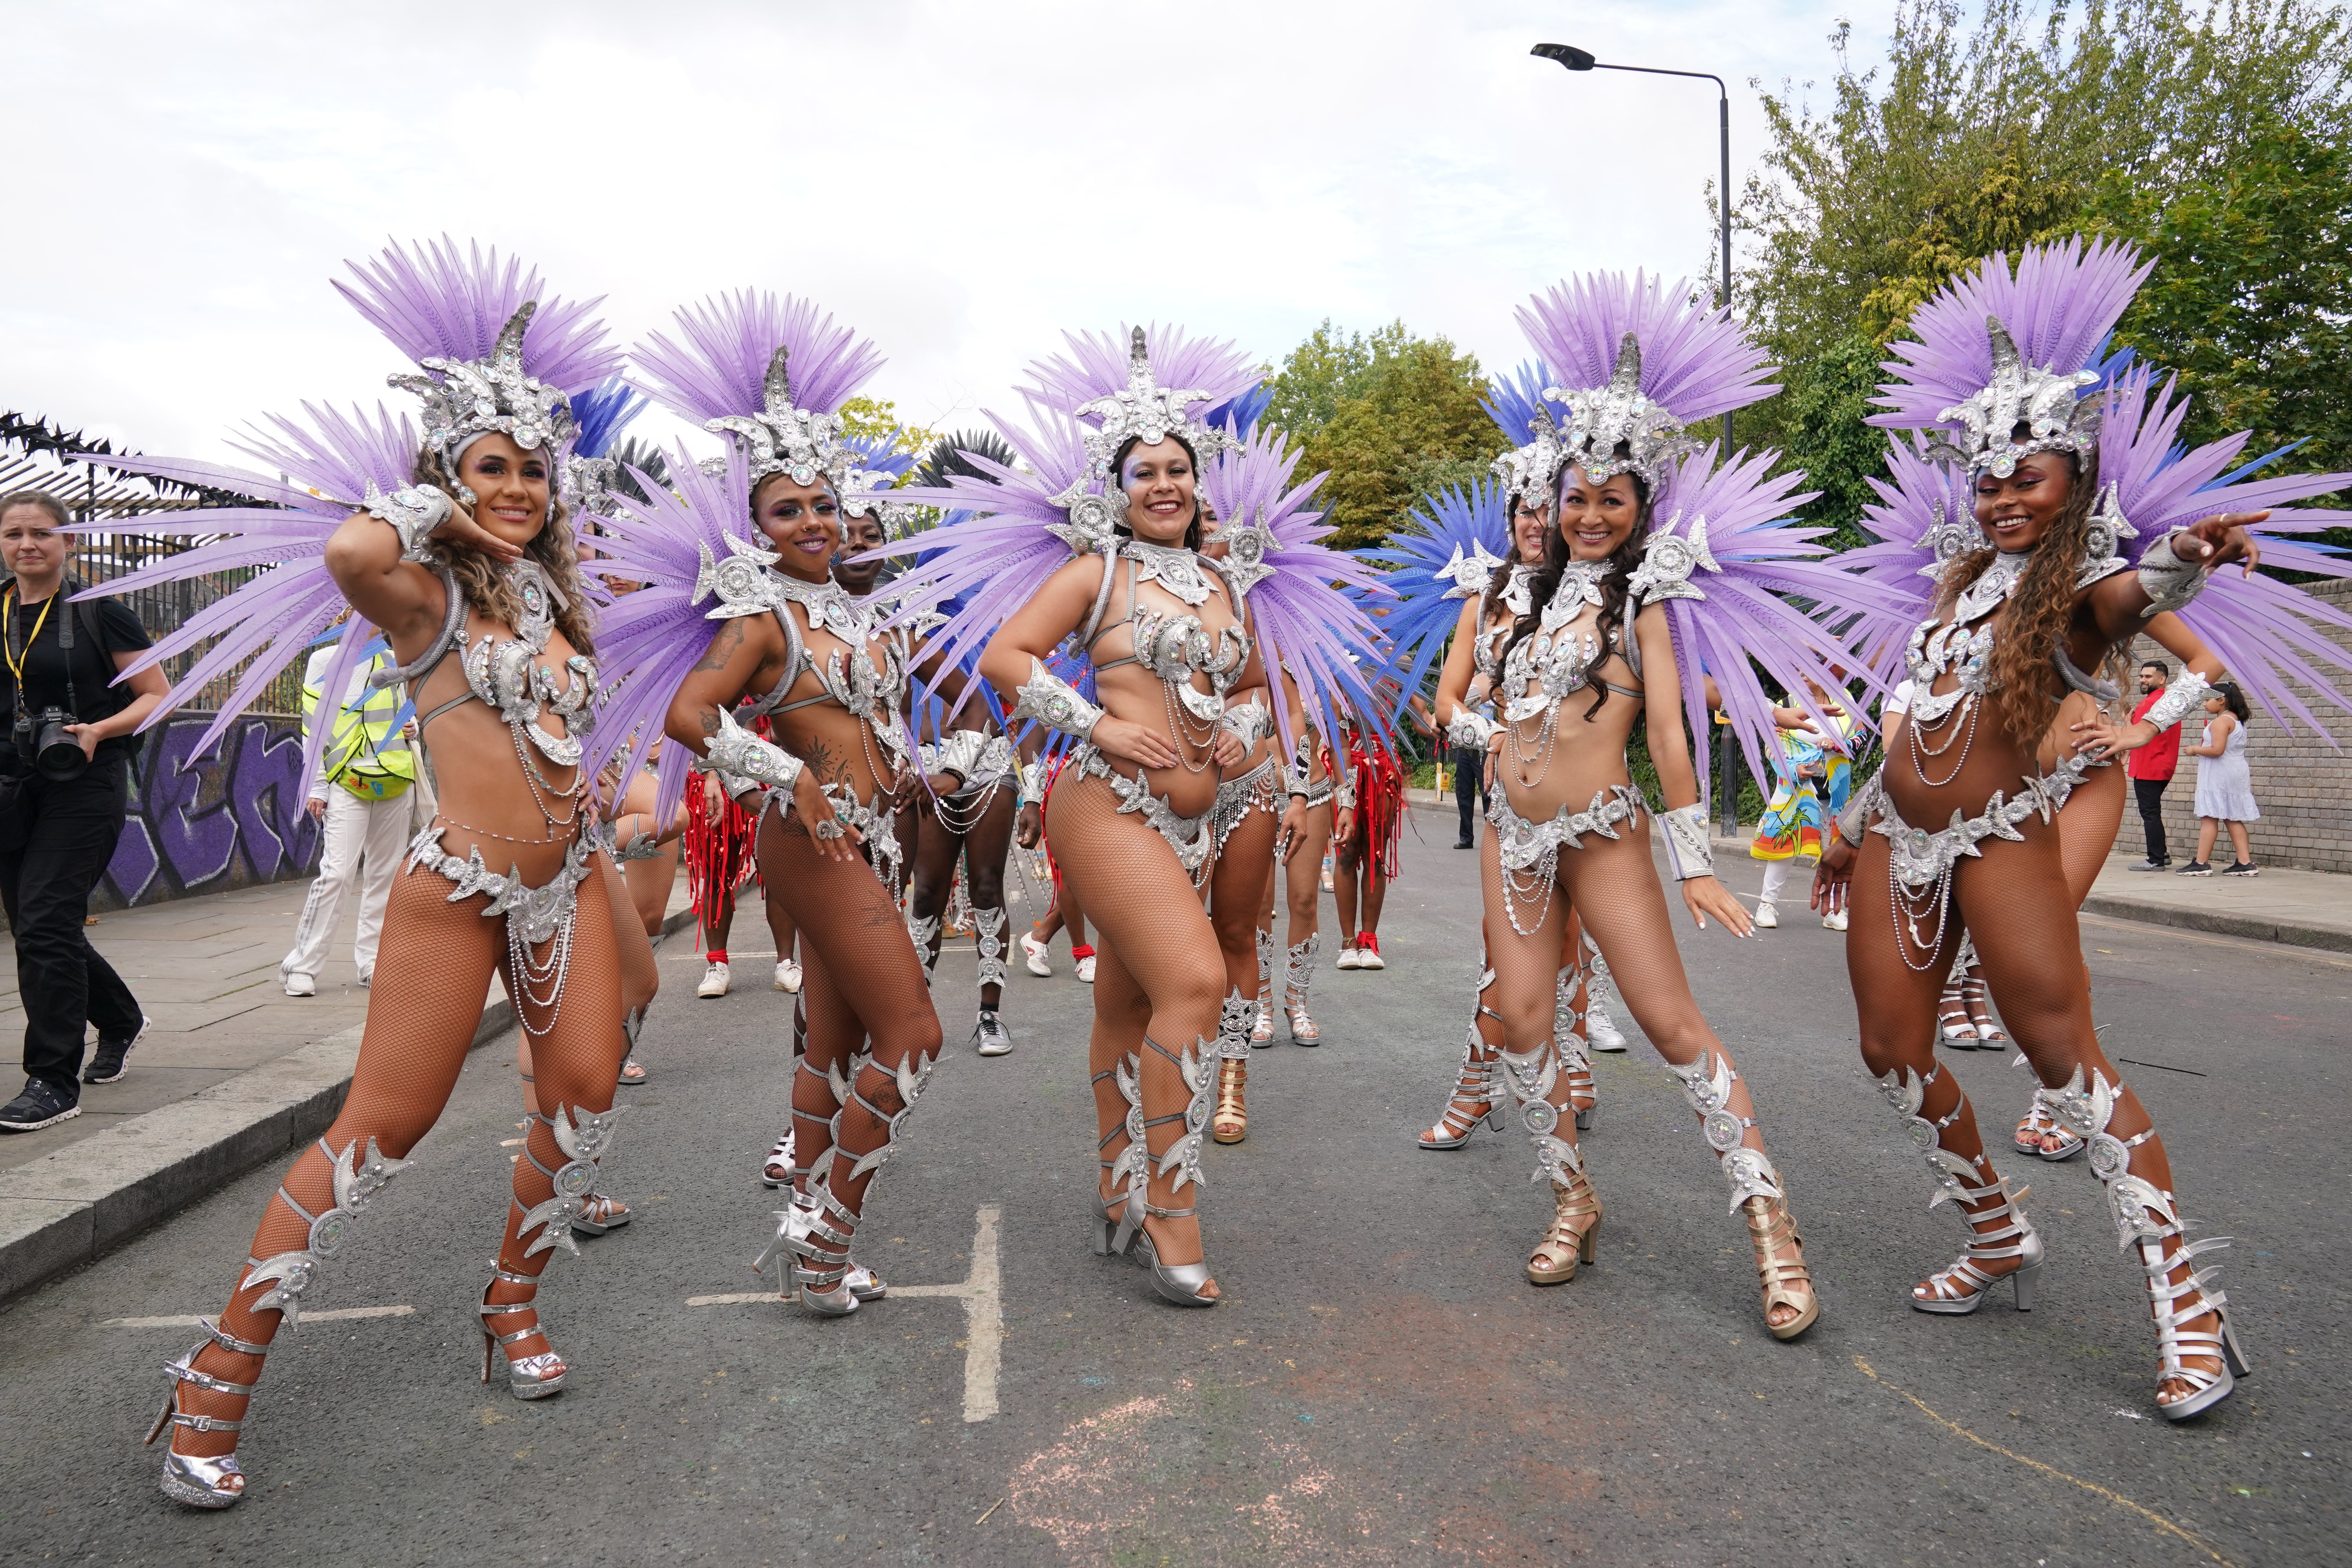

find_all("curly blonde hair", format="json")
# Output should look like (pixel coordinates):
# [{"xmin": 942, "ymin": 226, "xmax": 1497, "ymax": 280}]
[
  {"xmin": 413, "ymin": 444, "xmax": 597, "ymax": 654},
  {"xmin": 1936, "ymin": 450, "xmax": 2103, "ymax": 748}
]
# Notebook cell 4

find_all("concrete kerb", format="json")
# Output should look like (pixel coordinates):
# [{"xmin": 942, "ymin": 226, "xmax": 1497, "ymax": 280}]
[{"xmin": 0, "ymin": 905, "xmax": 695, "ymax": 1305}]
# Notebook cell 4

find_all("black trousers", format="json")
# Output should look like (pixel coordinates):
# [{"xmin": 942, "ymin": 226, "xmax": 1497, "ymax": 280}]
[
  {"xmin": 2134, "ymin": 776, "xmax": 2171, "ymax": 863},
  {"xmin": 0, "ymin": 761, "xmax": 142, "ymax": 1100},
  {"xmin": 1453, "ymin": 744, "xmax": 1486, "ymax": 844}
]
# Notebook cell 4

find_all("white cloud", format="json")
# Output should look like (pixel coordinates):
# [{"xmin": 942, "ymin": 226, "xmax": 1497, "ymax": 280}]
[{"xmin": 4, "ymin": 0, "xmax": 1878, "ymax": 467}]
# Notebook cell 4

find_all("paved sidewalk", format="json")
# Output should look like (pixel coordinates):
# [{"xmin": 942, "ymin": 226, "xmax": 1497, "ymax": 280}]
[{"xmin": 0, "ymin": 871, "xmax": 693, "ymax": 1299}]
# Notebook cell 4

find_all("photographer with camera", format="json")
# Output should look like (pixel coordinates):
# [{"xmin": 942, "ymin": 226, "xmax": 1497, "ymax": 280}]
[{"xmin": 0, "ymin": 491, "xmax": 168, "ymax": 1132}]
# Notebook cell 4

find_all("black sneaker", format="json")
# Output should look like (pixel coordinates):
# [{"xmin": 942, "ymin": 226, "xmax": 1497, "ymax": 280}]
[
  {"xmin": 2176, "ymin": 860, "xmax": 2214, "ymax": 876},
  {"xmin": 0, "ymin": 1077, "xmax": 80, "ymax": 1132},
  {"xmin": 83, "ymin": 1014, "xmax": 150, "ymax": 1085},
  {"xmin": 2221, "ymin": 861, "xmax": 2262, "ymax": 877}
]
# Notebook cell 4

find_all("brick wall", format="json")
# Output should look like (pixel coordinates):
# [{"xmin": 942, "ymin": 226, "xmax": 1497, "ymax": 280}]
[{"xmin": 2110, "ymin": 578, "xmax": 2352, "ymax": 872}]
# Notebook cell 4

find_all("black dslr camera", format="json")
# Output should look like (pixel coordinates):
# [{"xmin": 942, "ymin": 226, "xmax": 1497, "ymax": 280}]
[{"xmin": 14, "ymin": 705, "xmax": 86, "ymax": 781}]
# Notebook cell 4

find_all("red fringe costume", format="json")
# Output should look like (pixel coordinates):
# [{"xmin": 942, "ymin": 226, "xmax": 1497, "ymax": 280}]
[
  {"xmin": 685, "ymin": 718, "xmax": 768, "ymax": 947},
  {"xmin": 1330, "ymin": 729, "xmax": 1404, "ymax": 880}
]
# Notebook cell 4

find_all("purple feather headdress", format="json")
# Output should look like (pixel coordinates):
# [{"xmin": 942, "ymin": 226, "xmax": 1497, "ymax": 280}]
[
  {"xmin": 1516, "ymin": 272, "xmax": 1779, "ymax": 491},
  {"xmin": 2092, "ymin": 365, "xmax": 2352, "ymax": 738},
  {"xmin": 571, "ymin": 442, "xmax": 765, "ymax": 820},
  {"xmin": 1632, "ymin": 448, "xmax": 1916, "ymax": 794},
  {"xmin": 1482, "ymin": 361, "xmax": 1570, "ymax": 507},
  {"xmin": 1871, "ymin": 237, "xmax": 2154, "ymax": 479},
  {"xmin": 1023, "ymin": 324, "xmax": 1261, "ymax": 492},
  {"xmin": 1196, "ymin": 423, "xmax": 1386, "ymax": 755},
  {"xmin": 68, "ymin": 403, "xmax": 420, "ymax": 784},
  {"xmin": 1355, "ymin": 479, "xmax": 1512, "ymax": 700},
  {"xmin": 631, "ymin": 290, "xmax": 884, "ymax": 496},
  {"xmin": 336, "ymin": 237, "xmax": 622, "ymax": 477}
]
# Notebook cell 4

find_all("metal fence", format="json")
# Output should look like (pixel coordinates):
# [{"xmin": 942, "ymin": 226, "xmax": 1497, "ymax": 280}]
[{"xmin": 2, "ymin": 418, "xmax": 303, "ymax": 716}]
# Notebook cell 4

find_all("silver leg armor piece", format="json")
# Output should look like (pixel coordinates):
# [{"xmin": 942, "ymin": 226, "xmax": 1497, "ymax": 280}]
[
  {"xmin": 1494, "ymin": 1036, "xmax": 1580, "ymax": 1187},
  {"xmin": 1283, "ymin": 934, "xmax": 1322, "ymax": 1043},
  {"xmin": 972, "ymin": 905, "xmax": 1009, "ymax": 992},
  {"xmin": 1875, "ymin": 1061, "xmax": 2045, "ymax": 1311},
  {"xmin": 1215, "ymin": 988, "xmax": 1255, "ymax": 1062},
  {"xmin": 1109, "ymin": 1035, "xmax": 1212, "ymax": 1256},
  {"xmin": 907, "ymin": 913, "xmax": 942, "ymax": 981},
  {"xmin": 1581, "ymin": 936, "xmax": 1628, "ymax": 1051},
  {"xmin": 514, "ymin": 1104, "xmax": 626, "ymax": 1259},
  {"xmin": 2047, "ymin": 1067, "xmax": 2248, "ymax": 1415},
  {"xmin": 1669, "ymin": 1050, "xmax": 1784, "ymax": 1213},
  {"xmin": 240, "ymin": 1136, "xmax": 416, "ymax": 1323},
  {"xmin": 1250, "ymin": 928, "xmax": 1276, "ymax": 1047}
]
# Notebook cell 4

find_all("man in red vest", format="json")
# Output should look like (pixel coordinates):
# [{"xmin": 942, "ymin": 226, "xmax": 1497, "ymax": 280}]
[{"xmin": 2127, "ymin": 659, "xmax": 2185, "ymax": 870}]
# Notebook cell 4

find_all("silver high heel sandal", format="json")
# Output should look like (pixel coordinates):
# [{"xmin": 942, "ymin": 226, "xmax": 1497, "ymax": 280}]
[
  {"xmin": 1283, "ymin": 935, "xmax": 1322, "ymax": 1045},
  {"xmin": 2049, "ymin": 1068, "xmax": 2250, "ymax": 1420},
  {"xmin": 1419, "ymin": 1022, "xmax": 1506, "ymax": 1149},
  {"xmin": 1250, "ymin": 929, "xmax": 1276, "ymax": 1047},
  {"xmin": 753, "ymin": 1191, "xmax": 888, "ymax": 1303},
  {"xmin": 1877, "ymin": 1063, "xmax": 2044, "ymax": 1313},
  {"xmin": 1107, "ymin": 1036, "xmax": 1219, "ymax": 1305},
  {"xmin": 479, "ymin": 1264, "xmax": 566, "ymax": 1398},
  {"xmin": 145, "ymin": 1317, "xmax": 266, "ymax": 1508},
  {"xmin": 787, "ymin": 1044, "xmax": 937, "ymax": 1318}
]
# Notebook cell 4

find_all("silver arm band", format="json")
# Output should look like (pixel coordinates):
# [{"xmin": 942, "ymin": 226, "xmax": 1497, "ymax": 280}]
[
  {"xmin": 1659, "ymin": 803, "xmax": 1715, "ymax": 881},
  {"xmin": 2136, "ymin": 530, "xmax": 2213, "ymax": 620},
  {"xmin": 1010, "ymin": 657, "xmax": 1105, "ymax": 742},
  {"xmin": 1446, "ymin": 711, "xmax": 1501, "ymax": 749},
  {"xmin": 2138, "ymin": 671, "xmax": 2212, "ymax": 734},
  {"xmin": 1835, "ymin": 770, "xmax": 1884, "ymax": 847},
  {"xmin": 704, "ymin": 706, "xmax": 803, "ymax": 794},
  {"xmin": 1220, "ymin": 702, "xmax": 1272, "ymax": 745},
  {"xmin": 931, "ymin": 729, "xmax": 986, "ymax": 786},
  {"xmin": 359, "ymin": 481, "xmax": 452, "ymax": 563},
  {"xmin": 1018, "ymin": 760, "xmax": 1045, "ymax": 807}
]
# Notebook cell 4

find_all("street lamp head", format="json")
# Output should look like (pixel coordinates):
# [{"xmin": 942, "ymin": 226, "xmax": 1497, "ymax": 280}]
[{"xmin": 1531, "ymin": 43, "xmax": 1597, "ymax": 71}]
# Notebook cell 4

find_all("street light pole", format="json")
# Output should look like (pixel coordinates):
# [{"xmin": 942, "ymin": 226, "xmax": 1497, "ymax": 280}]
[{"xmin": 1531, "ymin": 43, "xmax": 1743, "ymax": 832}]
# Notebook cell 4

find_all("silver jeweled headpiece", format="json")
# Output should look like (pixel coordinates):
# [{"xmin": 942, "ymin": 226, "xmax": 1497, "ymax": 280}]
[
  {"xmin": 1933, "ymin": 316, "xmax": 2104, "ymax": 480},
  {"xmin": 1073, "ymin": 327, "xmax": 1238, "ymax": 485},
  {"xmin": 390, "ymin": 301, "xmax": 577, "ymax": 474},
  {"xmin": 705, "ymin": 344, "xmax": 852, "ymax": 494},
  {"xmin": 1492, "ymin": 405, "xmax": 1570, "ymax": 510},
  {"xmin": 1545, "ymin": 333, "xmax": 1698, "ymax": 494}
]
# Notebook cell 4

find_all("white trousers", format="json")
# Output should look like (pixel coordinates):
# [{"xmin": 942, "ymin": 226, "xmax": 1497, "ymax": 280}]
[
  {"xmin": 280, "ymin": 788, "xmax": 412, "ymax": 982},
  {"xmin": 1758, "ymin": 858, "xmax": 1797, "ymax": 907}
]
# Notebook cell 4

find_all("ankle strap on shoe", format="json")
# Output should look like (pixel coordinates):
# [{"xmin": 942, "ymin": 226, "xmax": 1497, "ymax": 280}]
[
  {"xmin": 514, "ymin": 1103, "xmax": 626, "ymax": 1260},
  {"xmin": 200, "ymin": 1316, "xmax": 270, "ymax": 1358}
]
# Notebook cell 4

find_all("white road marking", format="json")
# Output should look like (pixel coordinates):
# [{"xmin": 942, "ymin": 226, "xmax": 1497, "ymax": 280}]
[
  {"xmin": 105, "ymin": 1305, "xmax": 416, "ymax": 1328},
  {"xmin": 683, "ymin": 1204, "xmax": 1002, "ymax": 1422}
]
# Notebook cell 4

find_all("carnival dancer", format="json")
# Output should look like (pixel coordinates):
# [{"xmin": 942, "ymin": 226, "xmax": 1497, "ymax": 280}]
[
  {"xmin": 879, "ymin": 326, "xmax": 1285, "ymax": 1307},
  {"xmin": 1329, "ymin": 695, "xmax": 1418, "ymax": 970},
  {"xmin": 1749, "ymin": 678, "xmax": 1857, "ymax": 931},
  {"xmin": 99, "ymin": 241, "xmax": 635, "ymax": 1506},
  {"xmin": 616, "ymin": 289, "xmax": 951, "ymax": 1318},
  {"xmin": 1194, "ymin": 423, "xmax": 1385, "ymax": 1138},
  {"xmin": 1815, "ymin": 237, "xmax": 2352, "ymax": 1418},
  {"xmin": 1248, "ymin": 704, "xmax": 1345, "ymax": 1047},
  {"xmin": 1432, "ymin": 272, "xmax": 1907, "ymax": 1330}
]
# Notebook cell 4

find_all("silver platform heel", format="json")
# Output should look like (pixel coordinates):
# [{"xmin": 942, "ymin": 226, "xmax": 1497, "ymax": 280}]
[
  {"xmin": 789, "ymin": 1044, "xmax": 936, "ymax": 1318},
  {"xmin": 479, "ymin": 1264, "xmax": 566, "ymax": 1398},
  {"xmin": 145, "ymin": 1317, "xmax": 266, "ymax": 1508},
  {"xmin": 1875, "ymin": 1062, "xmax": 2043, "ymax": 1314}
]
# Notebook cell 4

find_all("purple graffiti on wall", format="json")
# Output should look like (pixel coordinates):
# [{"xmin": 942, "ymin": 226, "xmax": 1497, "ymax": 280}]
[{"xmin": 102, "ymin": 713, "xmax": 322, "ymax": 909}]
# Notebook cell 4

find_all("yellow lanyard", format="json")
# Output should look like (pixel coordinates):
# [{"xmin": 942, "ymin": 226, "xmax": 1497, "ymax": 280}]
[{"xmin": 3, "ymin": 587, "xmax": 56, "ymax": 689}]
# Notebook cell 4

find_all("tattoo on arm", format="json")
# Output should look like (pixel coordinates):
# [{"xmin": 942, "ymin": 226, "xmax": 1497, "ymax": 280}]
[{"xmin": 693, "ymin": 620, "xmax": 746, "ymax": 673}]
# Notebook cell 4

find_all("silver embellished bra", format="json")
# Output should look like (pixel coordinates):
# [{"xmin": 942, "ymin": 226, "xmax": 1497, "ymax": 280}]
[
  {"xmin": 1905, "ymin": 539, "xmax": 2135, "ymax": 726},
  {"xmin": 726, "ymin": 570, "xmax": 913, "ymax": 777},
  {"xmin": 385, "ymin": 559, "xmax": 597, "ymax": 770},
  {"xmin": 1472, "ymin": 564, "xmax": 1538, "ymax": 681},
  {"xmin": 1082, "ymin": 542, "xmax": 1253, "ymax": 722},
  {"xmin": 1497, "ymin": 562, "xmax": 1640, "ymax": 723}
]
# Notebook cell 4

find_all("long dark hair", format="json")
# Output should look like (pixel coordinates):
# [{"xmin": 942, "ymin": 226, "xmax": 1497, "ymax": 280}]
[
  {"xmin": 1108, "ymin": 432, "xmax": 1203, "ymax": 551},
  {"xmin": 1937, "ymin": 448, "xmax": 2101, "ymax": 748},
  {"xmin": 2213, "ymin": 679, "xmax": 2250, "ymax": 724},
  {"xmin": 1498, "ymin": 471, "xmax": 1651, "ymax": 722}
]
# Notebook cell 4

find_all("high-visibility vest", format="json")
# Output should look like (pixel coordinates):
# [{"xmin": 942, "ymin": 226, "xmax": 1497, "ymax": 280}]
[{"xmin": 304, "ymin": 649, "xmax": 416, "ymax": 802}]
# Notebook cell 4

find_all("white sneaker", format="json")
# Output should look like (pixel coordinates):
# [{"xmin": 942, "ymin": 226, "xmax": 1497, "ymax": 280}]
[
  {"xmin": 283, "ymin": 973, "xmax": 317, "ymax": 998},
  {"xmin": 1074, "ymin": 954, "xmax": 1097, "ymax": 984},
  {"xmin": 697, "ymin": 960, "xmax": 731, "ymax": 998},
  {"xmin": 1356, "ymin": 937, "xmax": 1385, "ymax": 971},
  {"xmin": 1334, "ymin": 944, "xmax": 1362, "ymax": 971},
  {"xmin": 1021, "ymin": 933, "xmax": 1053, "ymax": 977},
  {"xmin": 775, "ymin": 960, "xmax": 802, "ymax": 993},
  {"xmin": 1753, "ymin": 903, "xmax": 1779, "ymax": 929},
  {"xmin": 1822, "ymin": 909, "xmax": 1848, "ymax": 932}
]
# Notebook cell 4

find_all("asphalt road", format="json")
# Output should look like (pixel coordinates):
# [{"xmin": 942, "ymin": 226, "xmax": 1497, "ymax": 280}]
[{"xmin": 5, "ymin": 804, "xmax": 2347, "ymax": 1566}]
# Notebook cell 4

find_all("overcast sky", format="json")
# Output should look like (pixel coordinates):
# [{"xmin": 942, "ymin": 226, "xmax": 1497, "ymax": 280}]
[{"xmin": 5, "ymin": 1, "xmax": 1882, "ymax": 470}]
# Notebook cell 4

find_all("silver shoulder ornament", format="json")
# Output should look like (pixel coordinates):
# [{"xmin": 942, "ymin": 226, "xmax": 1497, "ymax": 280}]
[
  {"xmin": 1627, "ymin": 511, "xmax": 1721, "ymax": 607},
  {"xmin": 693, "ymin": 532, "xmax": 784, "ymax": 619}
]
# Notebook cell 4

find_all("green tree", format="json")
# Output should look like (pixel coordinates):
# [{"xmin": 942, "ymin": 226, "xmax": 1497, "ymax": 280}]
[
  {"xmin": 1777, "ymin": 334, "xmax": 1889, "ymax": 549},
  {"xmin": 1265, "ymin": 321, "xmax": 1503, "ymax": 548},
  {"xmin": 837, "ymin": 395, "xmax": 934, "ymax": 463}
]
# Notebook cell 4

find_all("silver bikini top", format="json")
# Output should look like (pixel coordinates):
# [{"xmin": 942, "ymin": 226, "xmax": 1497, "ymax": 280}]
[
  {"xmin": 1472, "ymin": 564, "xmax": 1538, "ymax": 681},
  {"xmin": 730, "ymin": 571, "xmax": 913, "ymax": 772},
  {"xmin": 383, "ymin": 560, "xmax": 596, "ymax": 768},
  {"xmin": 1496, "ymin": 561, "xmax": 1640, "ymax": 722},
  {"xmin": 1905, "ymin": 536, "xmax": 2135, "ymax": 725},
  {"xmin": 1080, "ymin": 542, "xmax": 1254, "ymax": 722}
]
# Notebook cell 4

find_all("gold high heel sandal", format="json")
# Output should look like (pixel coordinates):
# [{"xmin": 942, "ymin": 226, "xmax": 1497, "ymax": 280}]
[
  {"xmin": 1526, "ymin": 1163, "xmax": 1603, "ymax": 1285},
  {"xmin": 1213, "ymin": 1060, "xmax": 1247, "ymax": 1144},
  {"xmin": 1742, "ymin": 1193, "xmax": 1821, "ymax": 1340}
]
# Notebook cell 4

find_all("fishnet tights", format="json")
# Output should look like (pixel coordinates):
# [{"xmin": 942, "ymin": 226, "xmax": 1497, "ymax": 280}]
[
  {"xmin": 760, "ymin": 802, "xmax": 942, "ymax": 1275},
  {"xmin": 1049, "ymin": 770, "xmax": 1225, "ymax": 1274},
  {"xmin": 1209, "ymin": 803, "xmax": 1279, "ymax": 1003},
  {"xmin": 1425, "ymin": 911, "xmax": 1587, "ymax": 1145},
  {"xmin": 1847, "ymin": 810, "xmax": 2217, "ymax": 1394},
  {"xmin": 174, "ymin": 861, "xmax": 627, "ymax": 1462},
  {"xmin": 909, "ymin": 783, "xmax": 1018, "ymax": 1010}
]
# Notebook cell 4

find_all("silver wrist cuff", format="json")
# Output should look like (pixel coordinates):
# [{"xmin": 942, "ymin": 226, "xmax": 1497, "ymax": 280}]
[
  {"xmin": 1018, "ymin": 760, "xmax": 1045, "ymax": 806},
  {"xmin": 2136, "ymin": 530, "xmax": 2212, "ymax": 620},
  {"xmin": 931, "ymin": 729, "xmax": 986, "ymax": 786},
  {"xmin": 360, "ymin": 481, "xmax": 452, "ymax": 563},
  {"xmin": 1659, "ymin": 803, "xmax": 1715, "ymax": 880},
  {"xmin": 704, "ymin": 707, "xmax": 803, "ymax": 794},
  {"xmin": 2139, "ymin": 671, "xmax": 2212, "ymax": 734},
  {"xmin": 1011, "ymin": 658, "xmax": 1105, "ymax": 741},
  {"xmin": 1446, "ymin": 712, "xmax": 1500, "ymax": 749}
]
